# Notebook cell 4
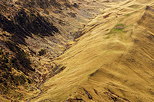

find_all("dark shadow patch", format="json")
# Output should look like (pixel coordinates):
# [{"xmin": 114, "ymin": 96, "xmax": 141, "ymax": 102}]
[
  {"xmin": 5, "ymin": 41, "xmax": 35, "ymax": 74},
  {"xmin": 0, "ymin": 9, "xmax": 59, "ymax": 44},
  {"xmin": 83, "ymin": 88, "xmax": 93, "ymax": 100},
  {"xmin": 16, "ymin": 0, "xmax": 62, "ymax": 9},
  {"xmin": 38, "ymin": 49, "xmax": 46, "ymax": 56},
  {"xmin": 0, "ymin": 45, "xmax": 34, "ymax": 95},
  {"xmin": 66, "ymin": 98, "xmax": 85, "ymax": 102},
  {"xmin": 147, "ymin": 34, "xmax": 154, "ymax": 41},
  {"xmin": 104, "ymin": 89, "xmax": 130, "ymax": 102},
  {"xmin": 52, "ymin": 64, "xmax": 66, "ymax": 75},
  {"xmin": 89, "ymin": 69, "xmax": 99, "ymax": 77}
]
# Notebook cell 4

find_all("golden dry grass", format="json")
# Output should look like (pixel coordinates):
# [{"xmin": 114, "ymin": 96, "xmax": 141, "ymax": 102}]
[{"xmin": 30, "ymin": 0, "xmax": 154, "ymax": 102}]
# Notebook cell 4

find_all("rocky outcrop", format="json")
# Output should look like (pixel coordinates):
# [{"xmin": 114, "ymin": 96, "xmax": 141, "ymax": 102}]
[{"xmin": 0, "ymin": 10, "xmax": 59, "ymax": 44}]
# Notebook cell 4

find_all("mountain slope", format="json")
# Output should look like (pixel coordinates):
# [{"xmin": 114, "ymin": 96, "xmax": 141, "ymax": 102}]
[
  {"xmin": 30, "ymin": 0, "xmax": 154, "ymax": 102},
  {"xmin": 0, "ymin": 0, "xmax": 117, "ymax": 101}
]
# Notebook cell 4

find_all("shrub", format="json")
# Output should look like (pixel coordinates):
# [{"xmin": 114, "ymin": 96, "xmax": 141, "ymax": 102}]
[{"xmin": 38, "ymin": 49, "xmax": 46, "ymax": 56}]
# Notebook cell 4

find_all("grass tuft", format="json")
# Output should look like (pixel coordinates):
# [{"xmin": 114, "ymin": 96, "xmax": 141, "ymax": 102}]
[
  {"xmin": 108, "ymin": 24, "xmax": 125, "ymax": 34},
  {"xmin": 105, "ymin": 24, "xmax": 126, "ymax": 39}
]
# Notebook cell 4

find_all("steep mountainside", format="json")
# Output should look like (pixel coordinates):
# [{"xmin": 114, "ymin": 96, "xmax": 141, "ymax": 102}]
[
  {"xmin": 0, "ymin": 0, "xmax": 118, "ymax": 101},
  {"xmin": 30, "ymin": 0, "xmax": 154, "ymax": 102},
  {"xmin": 0, "ymin": 0, "xmax": 154, "ymax": 102}
]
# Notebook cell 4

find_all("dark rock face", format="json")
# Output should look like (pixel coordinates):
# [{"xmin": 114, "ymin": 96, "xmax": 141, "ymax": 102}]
[
  {"xmin": 14, "ymin": 9, "xmax": 59, "ymax": 36},
  {"xmin": 0, "ymin": 42, "xmax": 33, "ymax": 95},
  {"xmin": 15, "ymin": 0, "xmax": 64, "ymax": 9},
  {"xmin": 0, "ymin": 9, "xmax": 59, "ymax": 44},
  {"xmin": 5, "ymin": 41, "xmax": 35, "ymax": 73}
]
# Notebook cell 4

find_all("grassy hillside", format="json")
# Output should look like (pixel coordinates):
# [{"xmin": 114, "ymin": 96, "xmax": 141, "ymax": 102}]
[{"xmin": 30, "ymin": 0, "xmax": 154, "ymax": 102}]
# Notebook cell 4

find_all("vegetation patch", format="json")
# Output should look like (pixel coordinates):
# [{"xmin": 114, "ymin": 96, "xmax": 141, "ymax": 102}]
[
  {"xmin": 112, "ymin": 24, "xmax": 125, "ymax": 31},
  {"xmin": 108, "ymin": 24, "xmax": 126, "ymax": 34},
  {"xmin": 105, "ymin": 24, "xmax": 126, "ymax": 39}
]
